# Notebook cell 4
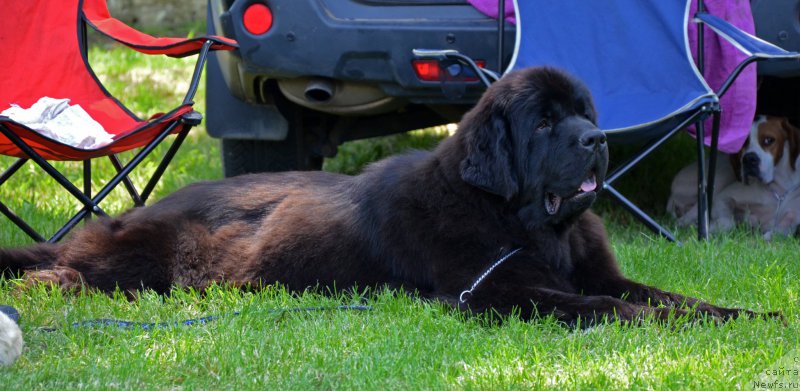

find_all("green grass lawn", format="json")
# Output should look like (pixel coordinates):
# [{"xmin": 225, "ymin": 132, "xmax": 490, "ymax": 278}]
[{"xmin": 1, "ymin": 42, "xmax": 798, "ymax": 390}]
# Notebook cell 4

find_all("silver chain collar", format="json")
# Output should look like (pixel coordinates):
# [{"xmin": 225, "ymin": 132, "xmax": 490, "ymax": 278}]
[{"xmin": 459, "ymin": 247, "xmax": 523, "ymax": 303}]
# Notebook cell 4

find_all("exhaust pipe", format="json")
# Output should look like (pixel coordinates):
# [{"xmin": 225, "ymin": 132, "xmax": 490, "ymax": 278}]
[{"xmin": 304, "ymin": 78, "xmax": 336, "ymax": 103}]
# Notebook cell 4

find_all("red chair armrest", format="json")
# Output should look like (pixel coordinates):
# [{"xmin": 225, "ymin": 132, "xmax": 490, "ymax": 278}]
[{"xmin": 81, "ymin": 0, "xmax": 237, "ymax": 57}]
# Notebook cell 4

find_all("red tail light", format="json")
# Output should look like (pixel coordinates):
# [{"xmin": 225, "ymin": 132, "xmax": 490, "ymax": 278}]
[
  {"xmin": 243, "ymin": 3, "xmax": 273, "ymax": 35},
  {"xmin": 412, "ymin": 60, "xmax": 441, "ymax": 81},
  {"xmin": 412, "ymin": 59, "xmax": 486, "ymax": 82}
]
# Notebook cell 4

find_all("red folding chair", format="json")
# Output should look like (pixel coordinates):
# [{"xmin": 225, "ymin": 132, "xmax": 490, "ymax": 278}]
[{"xmin": 0, "ymin": 0, "xmax": 237, "ymax": 242}]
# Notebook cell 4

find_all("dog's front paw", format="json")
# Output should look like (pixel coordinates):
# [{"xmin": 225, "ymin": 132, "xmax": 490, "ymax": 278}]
[
  {"xmin": 708, "ymin": 215, "xmax": 737, "ymax": 234},
  {"xmin": 674, "ymin": 210, "xmax": 697, "ymax": 227},
  {"xmin": 741, "ymin": 309, "xmax": 787, "ymax": 325},
  {"xmin": 711, "ymin": 308, "xmax": 786, "ymax": 325}
]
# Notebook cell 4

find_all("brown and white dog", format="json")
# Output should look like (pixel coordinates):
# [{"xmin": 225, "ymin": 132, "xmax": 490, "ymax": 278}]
[{"xmin": 668, "ymin": 115, "xmax": 800, "ymax": 238}]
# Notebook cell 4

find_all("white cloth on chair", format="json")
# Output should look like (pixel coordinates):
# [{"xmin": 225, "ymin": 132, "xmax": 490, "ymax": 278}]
[{"xmin": 1, "ymin": 97, "xmax": 113, "ymax": 149}]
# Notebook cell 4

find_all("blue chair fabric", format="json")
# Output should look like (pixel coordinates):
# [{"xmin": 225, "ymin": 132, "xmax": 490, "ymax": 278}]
[{"xmin": 509, "ymin": 1, "xmax": 716, "ymax": 138}]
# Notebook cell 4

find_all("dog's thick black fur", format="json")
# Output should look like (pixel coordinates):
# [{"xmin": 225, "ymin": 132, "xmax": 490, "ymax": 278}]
[{"xmin": 0, "ymin": 67, "xmax": 779, "ymax": 325}]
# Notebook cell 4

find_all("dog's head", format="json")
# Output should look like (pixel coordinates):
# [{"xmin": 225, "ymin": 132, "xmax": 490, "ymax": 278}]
[
  {"xmin": 458, "ymin": 67, "xmax": 608, "ymax": 229},
  {"xmin": 732, "ymin": 115, "xmax": 800, "ymax": 185}
]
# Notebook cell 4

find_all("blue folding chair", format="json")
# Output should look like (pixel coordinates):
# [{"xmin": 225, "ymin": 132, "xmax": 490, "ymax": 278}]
[{"xmin": 415, "ymin": 0, "xmax": 800, "ymax": 241}]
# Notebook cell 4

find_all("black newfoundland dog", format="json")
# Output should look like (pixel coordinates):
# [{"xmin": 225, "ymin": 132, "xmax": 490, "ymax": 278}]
[{"xmin": 1, "ymin": 67, "xmax": 779, "ymax": 325}]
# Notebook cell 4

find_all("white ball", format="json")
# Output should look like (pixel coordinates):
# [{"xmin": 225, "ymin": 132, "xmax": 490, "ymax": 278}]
[{"xmin": 0, "ymin": 311, "xmax": 23, "ymax": 366}]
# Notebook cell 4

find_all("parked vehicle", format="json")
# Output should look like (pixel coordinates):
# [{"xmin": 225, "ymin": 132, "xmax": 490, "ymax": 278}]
[{"xmin": 207, "ymin": 0, "xmax": 800, "ymax": 176}]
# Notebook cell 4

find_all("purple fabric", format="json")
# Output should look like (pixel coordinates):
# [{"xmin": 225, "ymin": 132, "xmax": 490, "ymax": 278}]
[
  {"xmin": 467, "ymin": 0, "xmax": 756, "ymax": 153},
  {"xmin": 687, "ymin": 0, "xmax": 756, "ymax": 153},
  {"xmin": 467, "ymin": 0, "xmax": 516, "ymax": 24}
]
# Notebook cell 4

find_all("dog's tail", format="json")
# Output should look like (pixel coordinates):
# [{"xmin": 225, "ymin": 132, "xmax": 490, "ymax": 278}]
[{"xmin": 0, "ymin": 243, "xmax": 58, "ymax": 277}]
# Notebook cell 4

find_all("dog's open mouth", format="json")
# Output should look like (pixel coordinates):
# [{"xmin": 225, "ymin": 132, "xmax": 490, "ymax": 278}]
[{"xmin": 545, "ymin": 172, "xmax": 598, "ymax": 215}]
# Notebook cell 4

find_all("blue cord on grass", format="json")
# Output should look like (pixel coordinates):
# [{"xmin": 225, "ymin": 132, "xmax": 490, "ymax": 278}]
[{"xmin": 64, "ymin": 305, "xmax": 372, "ymax": 330}]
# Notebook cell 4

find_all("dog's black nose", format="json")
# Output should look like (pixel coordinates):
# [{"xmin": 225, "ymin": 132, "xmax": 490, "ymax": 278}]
[
  {"xmin": 579, "ymin": 130, "xmax": 607, "ymax": 150},
  {"xmin": 742, "ymin": 152, "xmax": 760, "ymax": 168}
]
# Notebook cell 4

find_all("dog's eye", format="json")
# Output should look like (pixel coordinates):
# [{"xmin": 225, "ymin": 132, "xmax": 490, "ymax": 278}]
[
  {"xmin": 536, "ymin": 119, "xmax": 551, "ymax": 131},
  {"xmin": 762, "ymin": 137, "xmax": 775, "ymax": 147}
]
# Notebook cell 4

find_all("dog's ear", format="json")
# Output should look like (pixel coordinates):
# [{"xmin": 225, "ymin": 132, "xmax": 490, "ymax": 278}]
[
  {"xmin": 781, "ymin": 117, "xmax": 800, "ymax": 170},
  {"xmin": 459, "ymin": 108, "xmax": 519, "ymax": 200},
  {"xmin": 730, "ymin": 151, "xmax": 743, "ymax": 182}
]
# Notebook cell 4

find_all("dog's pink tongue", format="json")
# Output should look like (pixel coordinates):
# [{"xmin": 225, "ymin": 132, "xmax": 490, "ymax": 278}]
[{"xmin": 580, "ymin": 175, "xmax": 597, "ymax": 192}]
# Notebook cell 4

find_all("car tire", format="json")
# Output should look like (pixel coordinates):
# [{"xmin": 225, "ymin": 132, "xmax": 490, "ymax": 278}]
[{"xmin": 221, "ymin": 135, "xmax": 323, "ymax": 177}]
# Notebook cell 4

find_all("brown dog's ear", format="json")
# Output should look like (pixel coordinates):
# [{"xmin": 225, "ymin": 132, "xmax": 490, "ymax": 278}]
[
  {"xmin": 781, "ymin": 117, "xmax": 800, "ymax": 170},
  {"xmin": 459, "ymin": 110, "xmax": 519, "ymax": 200}
]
